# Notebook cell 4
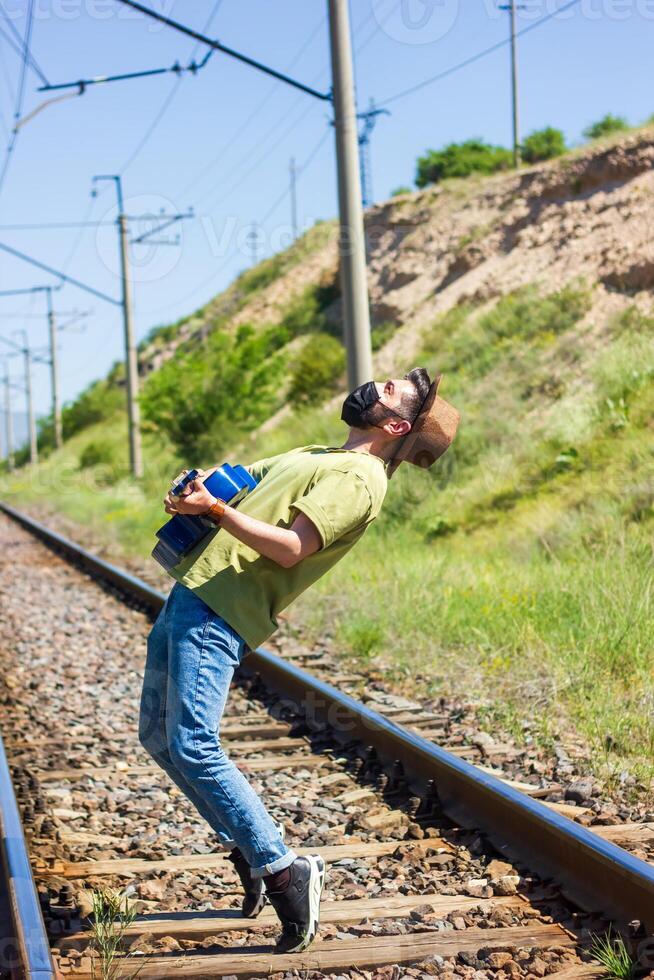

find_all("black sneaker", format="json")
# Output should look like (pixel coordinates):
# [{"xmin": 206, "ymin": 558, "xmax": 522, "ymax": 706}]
[
  {"xmin": 225, "ymin": 823, "xmax": 285, "ymax": 918},
  {"xmin": 266, "ymin": 854, "xmax": 326, "ymax": 953}
]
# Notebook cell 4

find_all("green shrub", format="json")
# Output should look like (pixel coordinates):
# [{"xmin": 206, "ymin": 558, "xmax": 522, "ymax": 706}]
[
  {"xmin": 79, "ymin": 441, "xmax": 115, "ymax": 469},
  {"xmin": 521, "ymin": 127, "xmax": 566, "ymax": 163},
  {"xmin": 140, "ymin": 322, "xmax": 289, "ymax": 458},
  {"xmin": 288, "ymin": 334, "xmax": 345, "ymax": 404},
  {"xmin": 583, "ymin": 114, "xmax": 629, "ymax": 141},
  {"xmin": 391, "ymin": 185, "xmax": 412, "ymax": 197},
  {"xmin": 416, "ymin": 139, "xmax": 513, "ymax": 187}
]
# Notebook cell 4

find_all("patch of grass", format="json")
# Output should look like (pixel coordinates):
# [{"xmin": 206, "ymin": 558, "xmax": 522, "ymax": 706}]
[
  {"xmin": 425, "ymin": 282, "xmax": 592, "ymax": 382},
  {"xmin": 590, "ymin": 927, "xmax": 635, "ymax": 980}
]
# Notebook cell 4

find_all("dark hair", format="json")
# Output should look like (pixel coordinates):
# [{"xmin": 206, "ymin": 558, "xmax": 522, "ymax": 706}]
[{"xmin": 402, "ymin": 367, "xmax": 431, "ymax": 421}]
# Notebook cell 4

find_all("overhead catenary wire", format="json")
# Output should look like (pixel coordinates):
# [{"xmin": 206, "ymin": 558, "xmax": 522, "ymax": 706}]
[
  {"xmin": 377, "ymin": 0, "xmax": 583, "ymax": 108},
  {"xmin": 0, "ymin": 3, "xmax": 48, "ymax": 85},
  {"xmin": 0, "ymin": 0, "xmax": 35, "ymax": 199},
  {"xmin": 179, "ymin": 3, "xmax": 382, "ymax": 217},
  {"xmin": 119, "ymin": 0, "xmax": 225, "ymax": 174},
  {"xmin": 152, "ymin": 119, "xmax": 332, "ymax": 315},
  {"xmin": 112, "ymin": 0, "xmax": 331, "ymax": 102},
  {"xmin": 0, "ymin": 23, "xmax": 48, "ymax": 87},
  {"xmin": 0, "ymin": 220, "xmax": 116, "ymax": 230},
  {"xmin": 173, "ymin": 11, "xmax": 328, "ymax": 203},
  {"xmin": 153, "ymin": 5, "xmax": 377, "ymax": 317},
  {"xmin": 0, "ymin": 241, "xmax": 120, "ymax": 306}
]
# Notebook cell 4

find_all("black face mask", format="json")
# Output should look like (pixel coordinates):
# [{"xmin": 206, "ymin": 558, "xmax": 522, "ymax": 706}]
[
  {"xmin": 341, "ymin": 380, "xmax": 416, "ymax": 429},
  {"xmin": 340, "ymin": 381, "xmax": 380, "ymax": 428}
]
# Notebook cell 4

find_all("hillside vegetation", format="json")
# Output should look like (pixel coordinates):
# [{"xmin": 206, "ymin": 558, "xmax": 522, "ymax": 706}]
[{"xmin": 2, "ymin": 127, "xmax": 653, "ymax": 797}]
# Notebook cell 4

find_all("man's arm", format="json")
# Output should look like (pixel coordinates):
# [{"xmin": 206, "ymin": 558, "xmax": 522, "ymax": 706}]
[{"xmin": 163, "ymin": 477, "xmax": 322, "ymax": 568}]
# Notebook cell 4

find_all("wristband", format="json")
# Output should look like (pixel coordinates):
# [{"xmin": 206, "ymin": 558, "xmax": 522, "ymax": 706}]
[{"xmin": 206, "ymin": 498, "xmax": 226, "ymax": 524}]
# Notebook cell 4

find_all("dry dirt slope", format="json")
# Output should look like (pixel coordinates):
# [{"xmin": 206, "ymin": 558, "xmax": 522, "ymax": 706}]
[{"xmin": 139, "ymin": 126, "xmax": 654, "ymax": 380}]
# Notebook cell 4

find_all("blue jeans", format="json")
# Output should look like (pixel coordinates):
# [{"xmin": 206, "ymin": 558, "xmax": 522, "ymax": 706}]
[{"xmin": 138, "ymin": 582, "xmax": 296, "ymax": 877}]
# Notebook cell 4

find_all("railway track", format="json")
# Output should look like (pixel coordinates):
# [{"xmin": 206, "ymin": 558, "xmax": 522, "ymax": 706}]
[{"xmin": 0, "ymin": 501, "xmax": 653, "ymax": 979}]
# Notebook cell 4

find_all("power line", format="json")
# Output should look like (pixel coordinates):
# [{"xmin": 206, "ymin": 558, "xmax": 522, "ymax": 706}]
[
  {"xmin": 377, "ymin": 0, "xmax": 582, "ymax": 108},
  {"xmin": 189, "ymin": 5, "xmax": 382, "ymax": 215},
  {"xmin": 158, "ymin": 6, "xmax": 374, "ymax": 317},
  {"xmin": 0, "ymin": 0, "xmax": 34, "ymax": 199},
  {"xmin": 0, "ymin": 241, "xmax": 121, "ymax": 305},
  {"xmin": 0, "ymin": 220, "xmax": 116, "ymax": 230},
  {"xmin": 0, "ymin": 23, "xmax": 47, "ymax": 88},
  {"xmin": 173, "ymin": 12, "xmax": 327, "ymax": 203},
  {"xmin": 119, "ymin": 0, "xmax": 225, "ymax": 174},
  {"xmin": 113, "ymin": 0, "xmax": 331, "ymax": 102},
  {"xmin": 154, "ymin": 119, "xmax": 332, "ymax": 313},
  {"xmin": 0, "ymin": 2, "xmax": 48, "ymax": 86}
]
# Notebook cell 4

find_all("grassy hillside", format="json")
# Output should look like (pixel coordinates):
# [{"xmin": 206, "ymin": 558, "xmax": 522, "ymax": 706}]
[{"xmin": 2, "ymin": 131, "xmax": 653, "ymax": 796}]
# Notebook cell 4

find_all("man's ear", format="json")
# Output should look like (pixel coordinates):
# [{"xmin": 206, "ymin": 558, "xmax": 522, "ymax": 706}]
[{"xmin": 382, "ymin": 419, "xmax": 411, "ymax": 437}]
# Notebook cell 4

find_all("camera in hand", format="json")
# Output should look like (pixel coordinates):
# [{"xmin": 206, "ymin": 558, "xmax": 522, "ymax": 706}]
[{"xmin": 152, "ymin": 463, "xmax": 258, "ymax": 572}]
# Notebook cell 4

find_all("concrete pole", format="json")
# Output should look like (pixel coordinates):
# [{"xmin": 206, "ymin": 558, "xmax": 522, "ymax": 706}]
[
  {"xmin": 46, "ymin": 287, "xmax": 62, "ymax": 449},
  {"xmin": 118, "ymin": 208, "xmax": 143, "ymax": 479},
  {"xmin": 328, "ymin": 0, "xmax": 373, "ymax": 389},
  {"xmin": 3, "ymin": 366, "xmax": 14, "ymax": 472},
  {"xmin": 94, "ymin": 174, "xmax": 143, "ymax": 479},
  {"xmin": 509, "ymin": 0, "xmax": 521, "ymax": 168},
  {"xmin": 18, "ymin": 333, "xmax": 37, "ymax": 466}
]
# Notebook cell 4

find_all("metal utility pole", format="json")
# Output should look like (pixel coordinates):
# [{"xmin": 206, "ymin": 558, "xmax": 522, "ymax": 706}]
[
  {"xmin": 92, "ymin": 175, "xmax": 143, "ymax": 479},
  {"xmin": 357, "ymin": 99, "xmax": 390, "ymax": 209},
  {"xmin": 2, "ymin": 364, "xmax": 14, "ymax": 472},
  {"xmin": 328, "ymin": 0, "xmax": 373, "ymax": 388},
  {"xmin": 44, "ymin": 286, "xmax": 62, "ymax": 449},
  {"xmin": 500, "ymin": 0, "xmax": 521, "ymax": 168},
  {"xmin": 289, "ymin": 157, "xmax": 299, "ymax": 241}
]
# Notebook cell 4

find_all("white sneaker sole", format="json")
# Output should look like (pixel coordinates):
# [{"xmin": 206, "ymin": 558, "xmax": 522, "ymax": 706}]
[{"xmin": 285, "ymin": 854, "xmax": 326, "ymax": 953}]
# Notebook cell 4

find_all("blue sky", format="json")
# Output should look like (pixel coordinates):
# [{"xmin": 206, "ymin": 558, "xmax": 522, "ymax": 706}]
[{"xmin": 0, "ymin": 0, "xmax": 651, "ymax": 435}]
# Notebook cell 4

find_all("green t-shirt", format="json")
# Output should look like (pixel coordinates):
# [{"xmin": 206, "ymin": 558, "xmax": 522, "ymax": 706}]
[{"xmin": 168, "ymin": 445, "xmax": 389, "ymax": 649}]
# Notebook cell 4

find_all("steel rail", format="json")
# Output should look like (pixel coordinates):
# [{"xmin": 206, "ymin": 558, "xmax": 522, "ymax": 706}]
[
  {"xmin": 0, "ymin": 727, "xmax": 57, "ymax": 978},
  {"xmin": 2, "ymin": 500, "xmax": 654, "ymax": 936}
]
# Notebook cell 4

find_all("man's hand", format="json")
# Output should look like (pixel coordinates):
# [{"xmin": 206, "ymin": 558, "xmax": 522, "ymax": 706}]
[{"xmin": 163, "ymin": 471, "xmax": 217, "ymax": 516}]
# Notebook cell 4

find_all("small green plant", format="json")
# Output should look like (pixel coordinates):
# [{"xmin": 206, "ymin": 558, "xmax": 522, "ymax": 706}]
[
  {"xmin": 521, "ymin": 126, "xmax": 566, "ymax": 163},
  {"xmin": 391, "ymin": 185, "xmax": 412, "ymax": 197},
  {"xmin": 589, "ymin": 927, "xmax": 635, "ymax": 980},
  {"xmin": 89, "ymin": 888, "xmax": 144, "ymax": 980},
  {"xmin": 583, "ymin": 114, "xmax": 629, "ymax": 141}
]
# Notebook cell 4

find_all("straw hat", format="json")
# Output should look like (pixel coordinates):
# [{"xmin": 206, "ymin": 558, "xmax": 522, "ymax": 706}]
[{"xmin": 387, "ymin": 373, "xmax": 460, "ymax": 478}]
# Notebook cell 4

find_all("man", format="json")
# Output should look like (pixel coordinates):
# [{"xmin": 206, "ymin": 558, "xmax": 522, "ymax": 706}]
[{"xmin": 138, "ymin": 368, "xmax": 459, "ymax": 953}]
